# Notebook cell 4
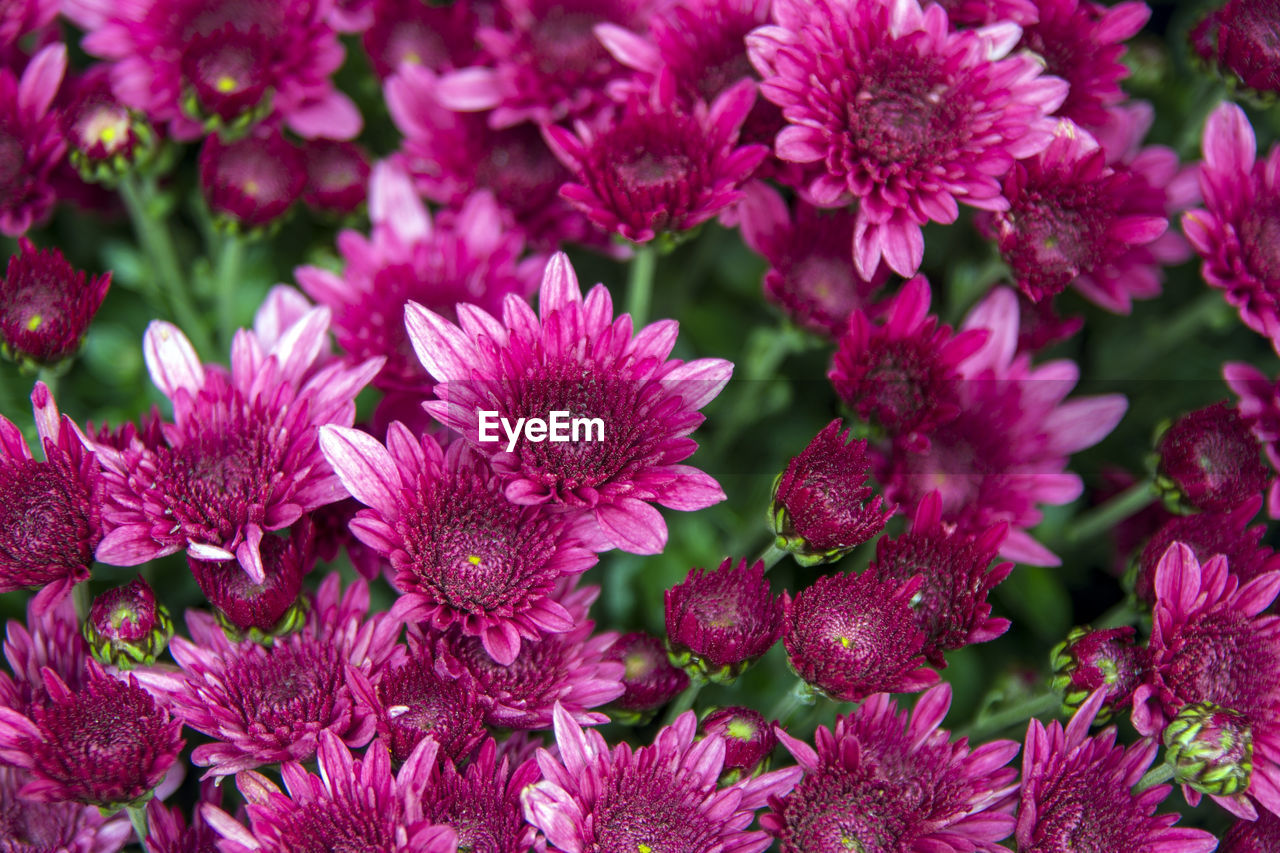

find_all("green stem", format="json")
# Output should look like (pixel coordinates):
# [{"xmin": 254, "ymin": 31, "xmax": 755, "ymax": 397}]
[
  {"xmin": 1133, "ymin": 762, "xmax": 1175, "ymax": 793},
  {"xmin": 1064, "ymin": 478, "xmax": 1155, "ymax": 545},
  {"xmin": 756, "ymin": 541, "xmax": 789, "ymax": 571},
  {"xmin": 126, "ymin": 803, "xmax": 150, "ymax": 851},
  {"xmin": 1125, "ymin": 291, "xmax": 1231, "ymax": 377},
  {"xmin": 661, "ymin": 677, "xmax": 705, "ymax": 727},
  {"xmin": 215, "ymin": 233, "xmax": 246, "ymax": 347},
  {"xmin": 72, "ymin": 582, "xmax": 90, "ymax": 624},
  {"xmin": 36, "ymin": 366, "xmax": 59, "ymax": 399},
  {"xmin": 960, "ymin": 691, "xmax": 1060, "ymax": 740},
  {"xmin": 118, "ymin": 174, "xmax": 213, "ymax": 356},
  {"xmin": 767, "ymin": 680, "xmax": 816, "ymax": 727},
  {"xmin": 626, "ymin": 243, "xmax": 657, "ymax": 328}
]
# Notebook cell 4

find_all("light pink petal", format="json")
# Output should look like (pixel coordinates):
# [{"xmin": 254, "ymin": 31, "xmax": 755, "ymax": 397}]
[
  {"xmin": 435, "ymin": 67, "xmax": 502, "ymax": 111},
  {"xmin": 595, "ymin": 23, "xmax": 660, "ymax": 72},
  {"xmin": 1042, "ymin": 396, "xmax": 1128, "ymax": 455},
  {"xmin": 18, "ymin": 44, "xmax": 66, "ymax": 119},
  {"xmin": 539, "ymin": 253, "xmax": 582, "ymax": 320},
  {"xmin": 595, "ymin": 498, "xmax": 668, "ymax": 555},
  {"xmin": 144, "ymin": 321, "xmax": 205, "ymax": 398},
  {"xmin": 370, "ymin": 160, "xmax": 431, "ymax": 242},
  {"xmin": 1204, "ymin": 102, "xmax": 1256, "ymax": 175},
  {"xmin": 318, "ymin": 425, "xmax": 401, "ymax": 518},
  {"xmin": 235, "ymin": 525, "xmax": 266, "ymax": 585},
  {"xmin": 404, "ymin": 301, "xmax": 480, "ymax": 381},
  {"xmin": 286, "ymin": 90, "xmax": 363, "ymax": 140}
]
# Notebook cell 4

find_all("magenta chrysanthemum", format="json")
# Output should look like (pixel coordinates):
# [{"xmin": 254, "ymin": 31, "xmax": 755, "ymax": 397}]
[
  {"xmin": 361, "ymin": 0, "xmax": 481, "ymax": 78},
  {"xmin": 0, "ymin": 661, "xmax": 183, "ymax": 809},
  {"xmin": 0, "ymin": 596, "xmax": 87, "ymax": 714},
  {"xmin": 203, "ymin": 732, "xmax": 456, "ymax": 853},
  {"xmin": 602, "ymin": 630, "xmax": 689, "ymax": 716},
  {"xmin": 1156, "ymin": 402, "xmax": 1268, "ymax": 513},
  {"xmin": 1051, "ymin": 626, "xmax": 1147, "ymax": 721},
  {"xmin": 188, "ymin": 520, "xmax": 314, "ymax": 638},
  {"xmin": 543, "ymin": 71, "xmax": 767, "ymax": 243},
  {"xmin": 84, "ymin": 577, "xmax": 174, "ymax": 669},
  {"xmin": 665, "ymin": 558, "xmax": 783, "ymax": 675},
  {"xmin": 0, "ymin": 382, "xmax": 103, "ymax": 615},
  {"xmin": 1183, "ymin": 102, "xmax": 1280, "ymax": 353},
  {"xmin": 700, "ymin": 706, "xmax": 776, "ymax": 781},
  {"xmin": 72, "ymin": 0, "xmax": 361, "ymax": 140},
  {"xmin": 0, "ymin": 44, "xmax": 65, "ymax": 236},
  {"xmin": 783, "ymin": 568, "xmax": 937, "ymax": 702},
  {"xmin": 297, "ymin": 161, "xmax": 542, "ymax": 395},
  {"xmin": 747, "ymin": 0, "xmax": 1067, "ymax": 277},
  {"xmin": 144, "ymin": 779, "xmax": 221, "ymax": 853},
  {"xmin": 1226, "ymin": 361, "xmax": 1280, "ymax": 517},
  {"xmin": 299, "ymin": 139, "xmax": 369, "ymax": 216},
  {"xmin": 0, "ymin": 765, "xmax": 131, "ymax": 853},
  {"xmin": 408, "ymin": 252, "xmax": 731, "ymax": 555},
  {"xmin": 135, "ymin": 574, "xmax": 400, "ymax": 777},
  {"xmin": 1223, "ymin": 808, "xmax": 1280, "ymax": 851},
  {"xmin": 93, "ymin": 305, "xmax": 382, "ymax": 583},
  {"xmin": 522, "ymin": 703, "xmax": 800, "ymax": 853},
  {"xmin": 1191, "ymin": 0, "xmax": 1280, "ymax": 96},
  {"xmin": 0, "ymin": 238, "xmax": 111, "ymax": 367},
  {"xmin": 1016, "ymin": 690, "xmax": 1219, "ymax": 853},
  {"xmin": 199, "ymin": 131, "xmax": 306, "ymax": 229},
  {"xmin": 763, "ymin": 683, "xmax": 1019, "ymax": 852},
  {"xmin": 424, "ymin": 738, "xmax": 542, "ymax": 853},
  {"xmin": 1133, "ymin": 542, "xmax": 1280, "ymax": 819}
]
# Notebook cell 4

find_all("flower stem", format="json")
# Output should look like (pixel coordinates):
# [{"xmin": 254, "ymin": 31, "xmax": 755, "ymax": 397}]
[
  {"xmin": 768, "ymin": 680, "xmax": 816, "ymax": 728},
  {"xmin": 126, "ymin": 803, "xmax": 150, "ymax": 851},
  {"xmin": 215, "ymin": 232, "xmax": 246, "ymax": 348},
  {"xmin": 959, "ymin": 691, "xmax": 1060, "ymax": 740},
  {"xmin": 627, "ymin": 243, "xmax": 657, "ymax": 327},
  {"xmin": 1133, "ymin": 761, "xmax": 1175, "ymax": 793},
  {"xmin": 756, "ymin": 541, "xmax": 789, "ymax": 572},
  {"xmin": 1065, "ymin": 478, "xmax": 1155, "ymax": 545},
  {"xmin": 36, "ymin": 365, "xmax": 59, "ymax": 399},
  {"xmin": 661, "ymin": 676, "xmax": 706, "ymax": 727}
]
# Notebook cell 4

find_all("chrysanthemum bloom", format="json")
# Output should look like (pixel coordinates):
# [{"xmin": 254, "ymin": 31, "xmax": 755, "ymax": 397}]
[
  {"xmin": 297, "ymin": 161, "xmax": 542, "ymax": 395},
  {"xmin": 602, "ymin": 630, "xmax": 689, "ymax": 721},
  {"xmin": 1017, "ymin": 293, "xmax": 1085, "ymax": 353},
  {"xmin": 665, "ymin": 558, "xmax": 783, "ymax": 681},
  {"xmin": 747, "ymin": 0, "xmax": 1067, "ymax": 277},
  {"xmin": 145, "ymin": 779, "xmax": 221, "ymax": 853},
  {"xmin": 1133, "ymin": 495, "xmax": 1280, "ymax": 603},
  {"xmin": 1017, "ymin": 690, "xmax": 1219, "ymax": 853},
  {"xmin": 523, "ymin": 703, "xmax": 800, "ymax": 853},
  {"xmin": 409, "ymin": 252, "xmax": 732, "ymax": 555},
  {"xmin": 1222, "ymin": 808, "xmax": 1280, "ymax": 851},
  {"xmin": 434, "ymin": 0, "xmax": 654, "ymax": 128},
  {"xmin": 321, "ymin": 423, "xmax": 595, "ymax": 665},
  {"xmin": 876, "ymin": 286, "xmax": 1128, "ymax": 566},
  {"xmin": 0, "ymin": 661, "xmax": 183, "ymax": 809},
  {"xmin": 0, "ymin": 765, "xmax": 131, "ymax": 853},
  {"xmin": 783, "ymin": 569, "xmax": 937, "ymax": 702},
  {"xmin": 544, "ymin": 72, "xmax": 767, "ymax": 244},
  {"xmin": 299, "ymin": 139, "xmax": 369, "ymax": 216},
  {"xmin": 1227, "ymin": 362, "xmax": 1280, "ymax": 517},
  {"xmin": 1183, "ymin": 102, "xmax": 1280, "ymax": 352},
  {"xmin": 199, "ymin": 131, "xmax": 306, "ymax": 231},
  {"xmin": 424, "ymin": 738, "xmax": 542, "ymax": 853},
  {"xmin": 1156, "ymin": 402, "xmax": 1268, "ymax": 512},
  {"xmin": 0, "ymin": 238, "xmax": 111, "ymax": 368},
  {"xmin": 700, "ymin": 706, "xmax": 775, "ymax": 783},
  {"xmin": 188, "ymin": 521, "xmax": 314, "ymax": 640},
  {"xmin": 0, "ymin": 381, "xmax": 104, "ymax": 614},
  {"xmin": 1050, "ymin": 626, "xmax": 1146, "ymax": 722},
  {"xmin": 0, "ymin": 0, "xmax": 57, "ymax": 50},
  {"xmin": 770, "ymin": 420, "xmax": 891, "ymax": 566},
  {"xmin": 71, "ymin": 0, "xmax": 361, "ymax": 140},
  {"xmin": 1191, "ymin": 0, "xmax": 1280, "ymax": 96},
  {"xmin": 830, "ymin": 276, "xmax": 988, "ymax": 442},
  {"xmin": 62, "ymin": 65, "xmax": 156, "ymax": 185},
  {"xmin": 361, "ymin": 0, "xmax": 482, "ymax": 78},
  {"xmin": 934, "ymin": 0, "xmax": 1039, "ymax": 27},
  {"xmin": 431, "ymin": 584, "xmax": 625, "ymax": 730},
  {"xmin": 869, "ymin": 491, "xmax": 1013, "ymax": 665},
  {"xmin": 738, "ymin": 185, "xmax": 888, "ymax": 337},
  {"xmin": 0, "ymin": 44, "xmax": 66, "ymax": 236},
  {"xmin": 347, "ymin": 648, "xmax": 486, "ymax": 764},
  {"xmin": 83, "ymin": 577, "xmax": 174, "ymax": 669},
  {"xmin": 202, "ymin": 732, "xmax": 457, "ymax": 853},
  {"xmin": 134, "ymin": 575, "xmax": 400, "ymax": 777},
  {"xmin": 0, "ymin": 596, "xmax": 87, "ymax": 713},
  {"xmin": 94, "ymin": 307, "xmax": 382, "ymax": 583},
  {"xmin": 1133, "ymin": 543, "xmax": 1280, "ymax": 819},
  {"xmin": 763, "ymin": 683, "xmax": 1019, "ymax": 852}
]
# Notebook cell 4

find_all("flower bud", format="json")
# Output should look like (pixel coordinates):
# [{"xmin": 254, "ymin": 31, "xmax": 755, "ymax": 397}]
[
  {"xmin": 603, "ymin": 631, "xmax": 689, "ymax": 724},
  {"xmin": 199, "ymin": 131, "xmax": 305, "ymax": 234},
  {"xmin": 83, "ymin": 578, "xmax": 174, "ymax": 669},
  {"xmin": 1163, "ymin": 702, "xmax": 1253, "ymax": 796},
  {"xmin": 63, "ymin": 68, "xmax": 156, "ymax": 184},
  {"xmin": 189, "ymin": 523, "xmax": 313, "ymax": 642},
  {"xmin": 0, "ymin": 240, "xmax": 111, "ymax": 369},
  {"xmin": 700, "ymin": 706, "xmax": 775, "ymax": 784},
  {"xmin": 1050, "ymin": 626, "xmax": 1145, "ymax": 722},
  {"xmin": 1155, "ymin": 403, "xmax": 1267, "ymax": 513},
  {"xmin": 665, "ymin": 558, "xmax": 783, "ymax": 683}
]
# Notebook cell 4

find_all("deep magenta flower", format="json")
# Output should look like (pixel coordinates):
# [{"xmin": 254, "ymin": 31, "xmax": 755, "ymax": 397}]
[
  {"xmin": 429, "ymin": 584, "xmax": 625, "ymax": 730},
  {"xmin": 408, "ymin": 252, "xmax": 732, "ymax": 555},
  {"xmin": 360, "ymin": 0, "xmax": 481, "ymax": 78},
  {"xmin": 134, "ymin": 575, "xmax": 400, "ymax": 777},
  {"xmin": 1183, "ymin": 102, "xmax": 1280, "ymax": 353},
  {"xmin": 297, "ymin": 161, "xmax": 542, "ymax": 395},
  {"xmin": 299, "ymin": 139, "xmax": 370, "ymax": 216},
  {"xmin": 1050, "ymin": 626, "xmax": 1147, "ymax": 722},
  {"xmin": 144, "ymin": 779, "xmax": 221, "ymax": 853},
  {"xmin": 424, "ymin": 738, "xmax": 542, "ymax": 853},
  {"xmin": 1156, "ymin": 402, "xmax": 1268, "ymax": 513},
  {"xmin": 522, "ymin": 704, "xmax": 801, "ymax": 853},
  {"xmin": 62, "ymin": 65, "xmax": 156, "ymax": 183},
  {"xmin": 771, "ymin": 420, "xmax": 891, "ymax": 566},
  {"xmin": 0, "ymin": 43, "xmax": 66, "ymax": 236},
  {"xmin": 0, "ymin": 661, "xmax": 183, "ymax": 809},
  {"xmin": 1016, "ymin": 690, "xmax": 1219, "ymax": 853},
  {"xmin": 543, "ymin": 71, "xmax": 767, "ymax": 243},
  {"xmin": 94, "ymin": 305, "xmax": 382, "ymax": 584},
  {"xmin": 1227, "ymin": 361, "xmax": 1280, "ymax": 517},
  {"xmin": 665, "ymin": 558, "xmax": 783, "ymax": 678},
  {"xmin": 747, "ymin": 0, "xmax": 1067, "ymax": 277},
  {"xmin": 764, "ymin": 683, "xmax": 1019, "ymax": 852},
  {"xmin": 934, "ymin": 0, "xmax": 1039, "ymax": 27},
  {"xmin": 0, "ymin": 381, "xmax": 104, "ymax": 614},
  {"xmin": 869, "ymin": 491, "xmax": 1013, "ymax": 665},
  {"xmin": 783, "ymin": 568, "xmax": 937, "ymax": 702},
  {"xmin": 188, "ymin": 520, "xmax": 314, "ymax": 639},
  {"xmin": 602, "ymin": 630, "xmax": 690, "ymax": 718},
  {"xmin": 1133, "ymin": 543, "xmax": 1280, "ymax": 819},
  {"xmin": 83, "ymin": 577, "xmax": 174, "ymax": 669},
  {"xmin": 0, "ymin": 595, "xmax": 88, "ymax": 717},
  {"xmin": 0, "ymin": 0, "xmax": 57, "ymax": 50},
  {"xmin": 71, "ymin": 0, "xmax": 361, "ymax": 140},
  {"xmin": 700, "ymin": 706, "xmax": 775, "ymax": 782},
  {"xmin": 0, "ymin": 766, "xmax": 131, "ymax": 853},
  {"xmin": 830, "ymin": 275, "xmax": 988, "ymax": 442},
  {"xmin": 1191, "ymin": 0, "xmax": 1280, "ymax": 96},
  {"xmin": 1223, "ymin": 808, "xmax": 1280, "ymax": 851},
  {"xmin": 199, "ymin": 131, "xmax": 306, "ymax": 230},
  {"xmin": 0, "ymin": 238, "xmax": 111, "ymax": 367},
  {"xmin": 202, "ymin": 732, "xmax": 457, "ymax": 853}
]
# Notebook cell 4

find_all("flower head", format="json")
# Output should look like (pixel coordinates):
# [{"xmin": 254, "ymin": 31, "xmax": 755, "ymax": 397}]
[
  {"xmin": 144, "ymin": 779, "xmax": 222, "ymax": 853},
  {"xmin": 783, "ymin": 569, "xmax": 937, "ymax": 702},
  {"xmin": 424, "ymin": 738, "xmax": 542, "ymax": 853},
  {"xmin": 299, "ymin": 139, "xmax": 369, "ymax": 216},
  {"xmin": 1191, "ymin": 0, "xmax": 1280, "ymax": 96},
  {"xmin": 763, "ymin": 683, "xmax": 1019, "ymax": 852},
  {"xmin": 62, "ymin": 65, "xmax": 156, "ymax": 183},
  {"xmin": 1223, "ymin": 808, "xmax": 1280, "ymax": 851},
  {"xmin": 700, "ymin": 706, "xmax": 775, "ymax": 783},
  {"xmin": 0, "ymin": 239, "xmax": 111, "ymax": 368},
  {"xmin": 84, "ymin": 577, "xmax": 174, "ymax": 669},
  {"xmin": 1164, "ymin": 701, "xmax": 1255, "ymax": 798},
  {"xmin": 1017, "ymin": 690, "xmax": 1219, "ymax": 853},
  {"xmin": 666, "ymin": 558, "xmax": 783, "ymax": 680},
  {"xmin": 0, "ymin": 765, "xmax": 131, "ymax": 853},
  {"xmin": 1050, "ymin": 626, "xmax": 1146, "ymax": 722},
  {"xmin": 602, "ymin": 630, "xmax": 689, "ymax": 720},
  {"xmin": 0, "ymin": 595, "xmax": 87, "ymax": 714},
  {"xmin": 748, "ymin": 0, "xmax": 1067, "ymax": 276},
  {"xmin": 523, "ymin": 703, "xmax": 800, "ymax": 853},
  {"xmin": 0, "ymin": 44, "xmax": 66, "ymax": 236},
  {"xmin": 1156, "ymin": 402, "xmax": 1267, "ymax": 513},
  {"xmin": 409, "ymin": 252, "xmax": 731, "ymax": 555},
  {"xmin": 199, "ymin": 131, "xmax": 306, "ymax": 231},
  {"xmin": 1226, "ymin": 362, "xmax": 1280, "ymax": 517},
  {"xmin": 361, "ymin": 0, "xmax": 481, "ymax": 78}
]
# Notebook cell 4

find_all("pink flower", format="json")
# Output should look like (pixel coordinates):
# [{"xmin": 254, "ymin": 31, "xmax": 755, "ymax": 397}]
[
  {"xmin": 0, "ymin": 43, "xmax": 66, "ymax": 236},
  {"xmin": 1226, "ymin": 361, "xmax": 1280, "ymax": 517},
  {"xmin": 0, "ymin": 238, "xmax": 111, "ymax": 366},
  {"xmin": 665, "ymin": 558, "xmax": 783, "ymax": 676},
  {"xmin": 361, "ymin": 0, "xmax": 482, "ymax": 78},
  {"xmin": 522, "ymin": 704, "xmax": 800, "ymax": 853},
  {"xmin": 296, "ymin": 161, "xmax": 542, "ymax": 395},
  {"xmin": 0, "ymin": 595, "xmax": 87, "ymax": 714},
  {"xmin": 1223, "ymin": 808, "xmax": 1280, "ymax": 851},
  {"xmin": 94, "ymin": 305, "xmax": 382, "ymax": 583},
  {"xmin": 71, "ymin": 0, "xmax": 361, "ymax": 140},
  {"xmin": 407, "ymin": 252, "xmax": 731, "ymax": 555},
  {"xmin": 1051, "ymin": 626, "xmax": 1147, "ymax": 721},
  {"xmin": 299, "ymin": 139, "xmax": 370, "ymax": 217},
  {"xmin": 1183, "ymin": 101, "xmax": 1280, "ymax": 352},
  {"xmin": 424, "ymin": 738, "xmax": 542, "ymax": 853},
  {"xmin": 747, "ymin": 0, "xmax": 1067, "ymax": 276},
  {"xmin": 144, "ymin": 780, "xmax": 222, "ymax": 853},
  {"xmin": 0, "ymin": 765, "xmax": 131, "ymax": 853},
  {"xmin": 602, "ymin": 631, "xmax": 689, "ymax": 717},
  {"xmin": 1191, "ymin": 0, "xmax": 1280, "ymax": 97},
  {"xmin": 1155, "ymin": 402, "xmax": 1268, "ymax": 513},
  {"xmin": 199, "ymin": 131, "xmax": 306, "ymax": 229}
]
